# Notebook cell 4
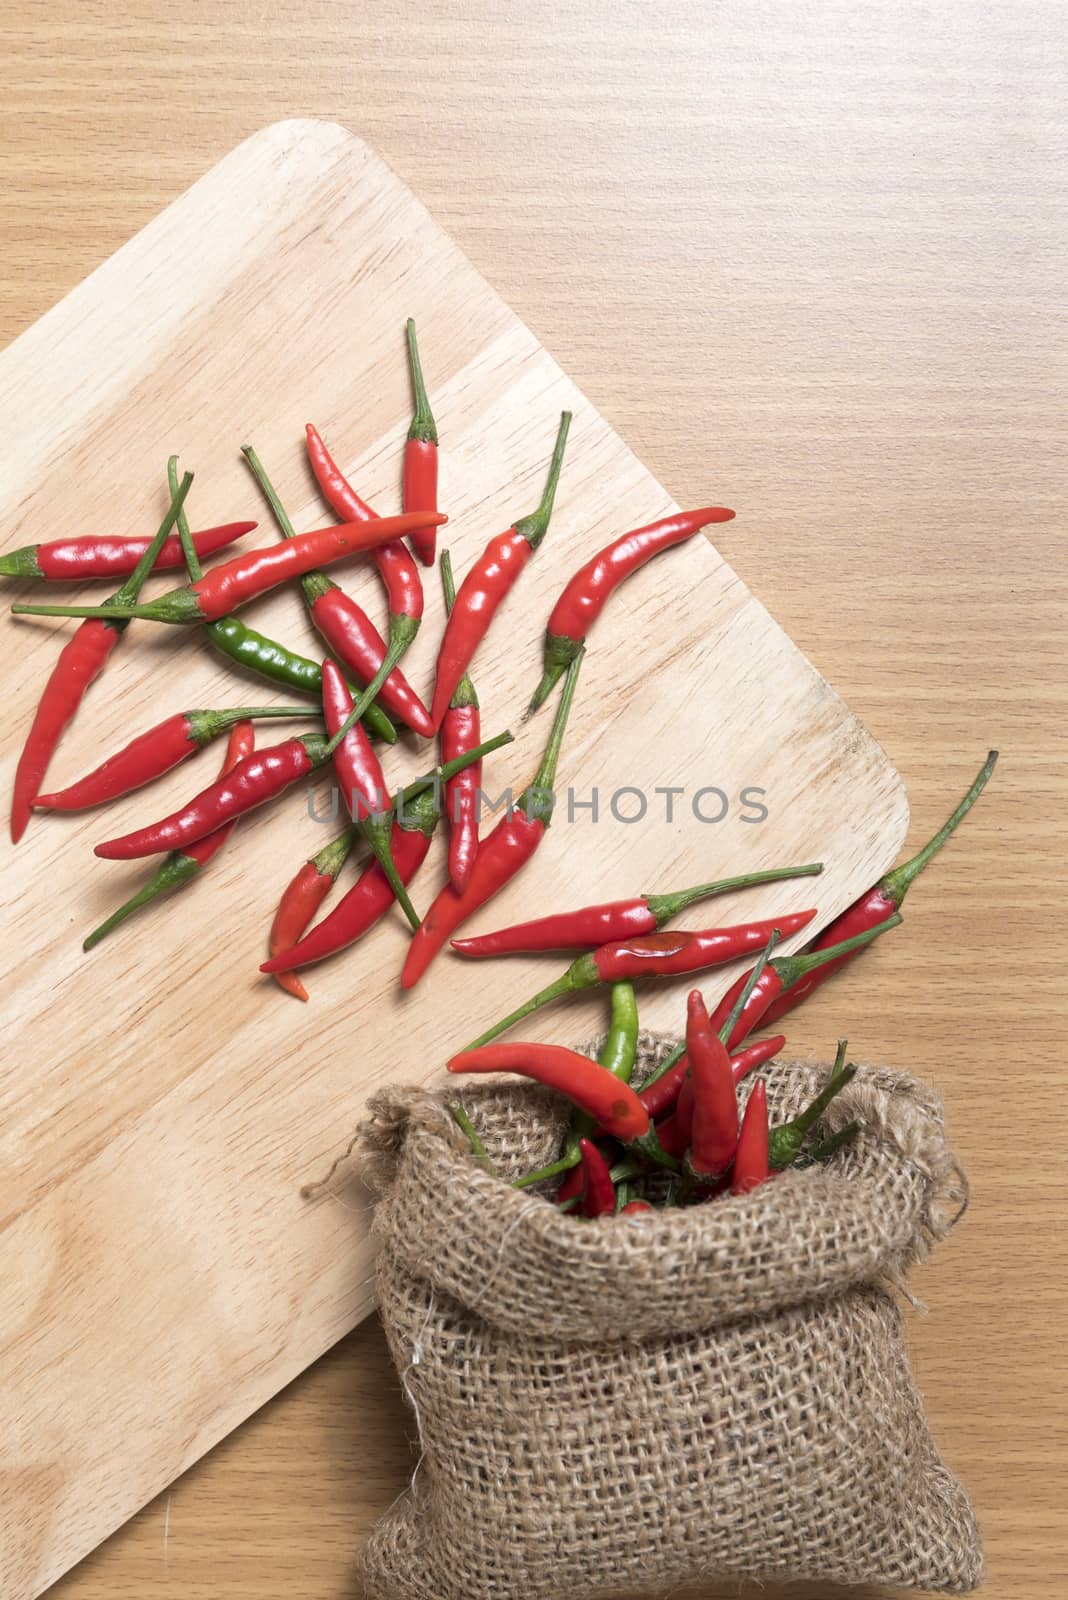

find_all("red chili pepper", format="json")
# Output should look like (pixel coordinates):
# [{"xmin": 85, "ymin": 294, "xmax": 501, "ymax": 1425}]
[
  {"xmin": 10, "ymin": 471, "xmax": 194, "ymax": 842},
  {"xmin": 0, "ymin": 521, "xmax": 255, "ymax": 581},
  {"xmin": 82, "ymin": 721, "xmax": 254, "ymax": 951},
  {"xmin": 708, "ymin": 914, "xmax": 903, "ymax": 1049},
  {"xmin": 618, "ymin": 1199, "xmax": 653, "ymax": 1216},
  {"xmin": 13, "ymin": 512, "xmax": 444, "ymax": 627},
  {"xmin": 34, "ymin": 705, "xmax": 310, "ymax": 812},
  {"xmin": 760, "ymin": 751, "xmax": 998, "ymax": 1026},
  {"xmin": 731, "ymin": 1080, "xmax": 770, "ymax": 1194},
  {"xmin": 447, "ymin": 1042, "xmax": 651, "ymax": 1144},
  {"xmin": 428, "ymin": 411, "xmax": 571, "ymax": 731},
  {"xmin": 578, "ymin": 1139, "xmax": 616, "ymax": 1218},
  {"xmin": 267, "ymin": 825, "xmax": 359, "ymax": 1002},
  {"xmin": 462, "ymin": 909, "xmax": 814, "ymax": 1049},
  {"xmin": 402, "ymin": 319, "xmax": 440, "ymax": 567},
  {"xmin": 526, "ymin": 505, "xmax": 736, "ymax": 714},
  {"xmin": 93, "ymin": 732, "xmax": 329, "ymax": 860},
  {"xmin": 401, "ymin": 650, "xmax": 584, "ymax": 988},
  {"xmin": 304, "ymin": 421, "xmax": 426, "ymax": 630},
  {"xmin": 555, "ymin": 1163, "xmax": 585, "ymax": 1207},
  {"xmin": 257, "ymin": 729, "xmax": 514, "ymax": 974},
  {"xmin": 320, "ymin": 659, "xmax": 421, "ymax": 930},
  {"xmin": 439, "ymin": 550, "xmax": 481, "ymax": 892},
  {"xmin": 243, "ymin": 445, "xmax": 431, "ymax": 738},
  {"xmin": 302, "ymin": 425, "xmax": 428, "ymax": 732},
  {"xmin": 685, "ymin": 991, "xmax": 739, "ymax": 1179},
  {"xmin": 640, "ymin": 1033, "xmax": 787, "ymax": 1121},
  {"xmin": 450, "ymin": 863, "xmax": 823, "ymax": 957}
]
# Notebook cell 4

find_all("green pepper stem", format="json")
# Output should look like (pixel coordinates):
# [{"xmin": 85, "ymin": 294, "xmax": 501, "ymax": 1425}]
[
  {"xmin": 440, "ymin": 550, "xmax": 478, "ymax": 709},
  {"xmin": 322, "ymin": 613, "xmax": 421, "ymax": 757},
  {"xmin": 169, "ymin": 454, "xmax": 202, "ymax": 582},
  {"xmin": 530, "ymin": 649, "xmax": 583, "ymax": 794},
  {"xmin": 776, "ymin": 911, "xmax": 903, "ymax": 990},
  {"xmin": 449, "ymin": 1102, "xmax": 496, "ymax": 1173},
  {"xmin": 513, "ymin": 1150, "xmax": 581, "ymax": 1189},
  {"xmin": 513, "ymin": 411, "xmax": 571, "ymax": 549},
  {"xmin": 881, "ymin": 750, "xmax": 998, "ymax": 906},
  {"xmin": 12, "ymin": 592, "xmax": 201, "ymax": 623},
  {"xmin": 394, "ymin": 729, "xmax": 514, "ymax": 812},
  {"xmin": 718, "ymin": 928, "xmax": 781, "ymax": 1045},
  {"xmin": 310, "ymin": 824, "xmax": 361, "ymax": 877},
  {"xmin": 796, "ymin": 1119, "xmax": 865, "ymax": 1168},
  {"xmin": 83, "ymin": 852, "xmax": 200, "ymax": 950},
  {"xmin": 644, "ymin": 863, "xmax": 824, "ymax": 927},
  {"xmin": 406, "ymin": 318, "xmax": 438, "ymax": 445},
  {"xmin": 113, "ymin": 471, "xmax": 194, "ymax": 606},
  {"xmin": 241, "ymin": 444, "xmax": 300, "ymax": 540},
  {"xmin": 463, "ymin": 950, "xmax": 600, "ymax": 1050}
]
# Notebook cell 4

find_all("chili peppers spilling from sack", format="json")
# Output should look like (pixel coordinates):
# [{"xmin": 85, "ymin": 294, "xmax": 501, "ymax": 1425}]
[{"xmin": 4, "ymin": 319, "xmax": 996, "ymax": 1051}]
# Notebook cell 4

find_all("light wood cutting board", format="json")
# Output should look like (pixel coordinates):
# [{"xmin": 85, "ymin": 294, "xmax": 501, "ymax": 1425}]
[{"xmin": 0, "ymin": 120, "xmax": 907, "ymax": 1599}]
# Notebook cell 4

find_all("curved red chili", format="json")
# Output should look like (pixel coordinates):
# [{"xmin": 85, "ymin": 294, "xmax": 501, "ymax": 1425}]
[
  {"xmin": 439, "ymin": 550, "xmax": 481, "ymax": 892},
  {"xmin": 0, "ymin": 522, "xmax": 255, "ymax": 581},
  {"xmin": 428, "ymin": 411, "xmax": 571, "ymax": 731},
  {"xmin": 243, "ymin": 445, "xmax": 431, "ymax": 738},
  {"xmin": 82, "ymin": 720, "xmax": 255, "ymax": 951},
  {"xmin": 258, "ymin": 730, "xmax": 513, "ymax": 974},
  {"xmin": 761, "ymin": 751, "xmax": 998, "ymax": 1025},
  {"xmin": 639, "ymin": 1033, "xmax": 787, "ymax": 1122},
  {"xmin": 446, "ymin": 1042, "xmax": 651, "ymax": 1143},
  {"xmin": 321, "ymin": 660, "xmax": 421, "ymax": 930},
  {"xmin": 34, "ymin": 705, "xmax": 310, "ymax": 812},
  {"xmin": 462, "ymin": 909, "xmax": 815, "ymax": 1050},
  {"xmin": 708, "ymin": 913, "xmax": 903, "ymax": 1049},
  {"xmin": 731, "ymin": 1080, "xmax": 770, "ymax": 1195},
  {"xmin": 526, "ymin": 504, "xmax": 736, "ymax": 714},
  {"xmin": 93, "ymin": 733, "xmax": 328, "ymax": 860},
  {"xmin": 268, "ymin": 826, "xmax": 359, "ymax": 1002},
  {"xmin": 11, "ymin": 471, "xmax": 194, "ymax": 842},
  {"xmin": 685, "ymin": 991, "xmax": 738, "ymax": 1180},
  {"xmin": 578, "ymin": 1139, "xmax": 616, "ymax": 1218},
  {"xmin": 449, "ymin": 863, "xmax": 823, "ymax": 957},
  {"xmin": 14, "ymin": 512, "xmax": 445, "ymax": 628},
  {"xmin": 304, "ymin": 422, "xmax": 425, "ymax": 623},
  {"xmin": 401, "ymin": 651, "xmax": 583, "ymax": 989},
  {"xmin": 403, "ymin": 319, "xmax": 440, "ymax": 567}
]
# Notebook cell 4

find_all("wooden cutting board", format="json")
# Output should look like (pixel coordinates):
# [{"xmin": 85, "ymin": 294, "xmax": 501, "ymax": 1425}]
[{"xmin": 0, "ymin": 120, "xmax": 907, "ymax": 1598}]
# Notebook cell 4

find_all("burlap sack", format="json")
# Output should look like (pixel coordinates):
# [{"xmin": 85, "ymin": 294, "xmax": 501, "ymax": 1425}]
[{"xmin": 355, "ymin": 1039, "xmax": 981, "ymax": 1599}]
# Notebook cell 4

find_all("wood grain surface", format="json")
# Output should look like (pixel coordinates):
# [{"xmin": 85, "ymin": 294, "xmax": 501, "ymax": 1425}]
[{"xmin": 1, "ymin": 4, "xmax": 1064, "ymax": 1600}]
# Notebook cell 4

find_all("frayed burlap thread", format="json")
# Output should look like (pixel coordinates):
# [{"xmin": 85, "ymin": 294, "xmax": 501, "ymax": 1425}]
[{"xmin": 356, "ymin": 1041, "xmax": 981, "ymax": 1599}]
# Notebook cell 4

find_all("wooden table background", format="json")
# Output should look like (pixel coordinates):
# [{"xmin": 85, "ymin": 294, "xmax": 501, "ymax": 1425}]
[{"xmin": 1, "ymin": 3, "xmax": 1063, "ymax": 1598}]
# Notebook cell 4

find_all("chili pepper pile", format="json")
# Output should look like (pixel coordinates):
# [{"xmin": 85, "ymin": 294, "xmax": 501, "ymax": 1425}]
[{"xmin": 5, "ymin": 319, "xmax": 997, "ymax": 1141}]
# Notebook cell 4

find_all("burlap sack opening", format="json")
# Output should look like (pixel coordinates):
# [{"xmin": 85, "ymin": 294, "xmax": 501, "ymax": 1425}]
[{"xmin": 357, "ymin": 1042, "xmax": 982, "ymax": 1598}]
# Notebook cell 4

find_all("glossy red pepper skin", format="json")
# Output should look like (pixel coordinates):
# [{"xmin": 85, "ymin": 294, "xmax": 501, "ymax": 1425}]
[
  {"xmin": 590, "ymin": 911, "xmax": 816, "ymax": 983},
  {"xmin": 403, "ymin": 320, "xmax": 440, "ymax": 567},
  {"xmin": 618, "ymin": 1199, "xmax": 654, "ymax": 1216},
  {"xmin": 447, "ymin": 1043, "xmax": 651, "ymax": 1143},
  {"xmin": 259, "ymin": 799, "xmax": 436, "ymax": 974},
  {"xmin": 428, "ymin": 412, "xmax": 571, "ymax": 730},
  {"xmin": 82, "ymin": 722, "xmax": 255, "ymax": 952},
  {"xmin": 578, "ymin": 1139, "xmax": 616, "ymax": 1218},
  {"xmin": 527, "ymin": 505, "xmax": 736, "ymax": 712},
  {"xmin": 640, "ymin": 1033, "xmax": 787, "ymax": 1122},
  {"xmin": 11, "ymin": 620, "xmax": 119, "ymax": 841},
  {"xmin": 93, "ymin": 734, "xmax": 327, "ymax": 860},
  {"xmin": 267, "ymin": 827, "xmax": 358, "ymax": 1002},
  {"xmin": 731, "ymin": 1081, "xmax": 770, "ymax": 1194},
  {"xmin": 555, "ymin": 1163, "xmax": 585, "ymax": 1207},
  {"xmin": 322, "ymin": 660, "xmax": 390, "ymax": 822},
  {"xmin": 305, "ymin": 423, "xmax": 425, "ymax": 620},
  {"xmin": 35, "ymin": 706, "xmax": 306, "ymax": 812},
  {"xmin": 0, "ymin": 522, "xmax": 256, "ymax": 581},
  {"xmin": 686, "ymin": 992, "xmax": 739, "ymax": 1179},
  {"xmin": 403, "ymin": 805, "xmax": 545, "ymax": 989},
  {"xmin": 11, "ymin": 473, "xmax": 195, "ymax": 841},
  {"xmin": 15, "ymin": 514, "xmax": 445, "ymax": 627},
  {"xmin": 308, "ymin": 581, "xmax": 432, "ymax": 737},
  {"xmin": 442, "ymin": 701, "xmax": 481, "ymax": 892}
]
